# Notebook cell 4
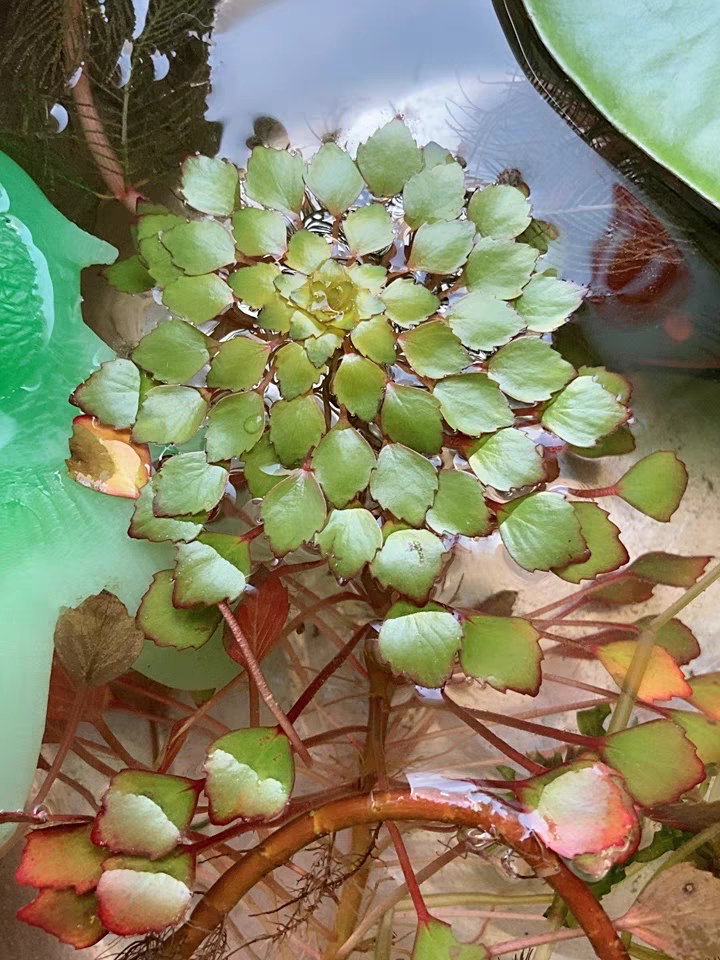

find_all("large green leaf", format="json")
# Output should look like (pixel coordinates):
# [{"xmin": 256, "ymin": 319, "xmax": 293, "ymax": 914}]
[
  {"xmin": 316, "ymin": 508, "xmax": 383, "ymax": 578},
  {"xmin": 180, "ymin": 155, "xmax": 238, "ymax": 217},
  {"xmin": 304, "ymin": 143, "xmax": 364, "ymax": 216},
  {"xmin": 464, "ymin": 238, "xmax": 538, "ymax": 298},
  {"xmin": 73, "ymin": 359, "xmax": 140, "ymax": 429},
  {"xmin": 447, "ymin": 292, "xmax": 525, "ymax": 350},
  {"xmin": 356, "ymin": 119, "xmax": 422, "ymax": 197},
  {"xmin": 399, "ymin": 321, "xmax": 469, "ymax": 378},
  {"xmin": 132, "ymin": 386, "xmax": 207, "ymax": 445},
  {"xmin": 332, "ymin": 353, "xmax": 386, "ymax": 421},
  {"xmin": 371, "ymin": 529, "xmax": 446, "ymax": 602},
  {"xmin": 105, "ymin": 255, "xmax": 154, "ymax": 294},
  {"xmin": 153, "ymin": 452, "xmax": 228, "ymax": 517},
  {"xmin": 162, "ymin": 220, "xmax": 235, "ymax": 275},
  {"xmin": 554, "ymin": 503, "xmax": 628, "ymax": 583},
  {"xmin": 521, "ymin": 0, "xmax": 720, "ymax": 207},
  {"xmin": 498, "ymin": 492, "xmax": 586, "ymax": 571},
  {"xmin": 137, "ymin": 571, "xmax": 222, "ymax": 650},
  {"xmin": 245, "ymin": 147, "xmax": 305, "ymax": 216},
  {"xmin": 275, "ymin": 342, "xmax": 322, "ymax": 399},
  {"xmin": 402, "ymin": 161, "xmax": 466, "ymax": 228},
  {"xmin": 378, "ymin": 601, "xmax": 463, "ymax": 688},
  {"xmin": 206, "ymin": 391, "xmax": 265, "ymax": 461},
  {"xmin": 542, "ymin": 375, "xmax": 628, "ymax": 446},
  {"xmin": 370, "ymin": 444, "xmax": 438, "ymax": 526},
  {"xmin": 270, "ymin": 395, "xmax": 326, "ymax": 466},
  {"xmin": 162, "ymin": 274, "xmax": 233, "ymax": 325},
  {"xmin": 381, "ymin": 384, "xmax": 443, "ymax": 454},
  {"xmin": 515, "ymin": 274, "xmax": 585, "ymax": 332},
  {"xmin": 412, "ymin": 917, "xmax": 489, "ymax": 960},
  {"xmin": 350, "ymin": 315, "xmax": 397, "ymax": 363},
  {"xmin": 461, "ymin": 615, "xmax": 542, "ymax": 694},
  {"xmin": 407, "ymin": 220, "xmax": 475, "ymax": 274},
  {"xmin": 616, "ymin": 451, "xmax": 688, "ymax": 522},
  {"xmin": 173, "ymin": 541, "xmax": 246, "ymax": 607},
  {"xmin": 381, "ymin": 278, "xmax": 439, "ymax": 327},
  {"xmin": 261, "ymin": 469, "xmax": 327, "ymax": 554},
  {"xmin": 467, "ymin": 185, "xmax": 531, "ymax": 240},
  {"xmin": 343, "ymin": 203, "xmax": 394, "ymax": 256},
  {"xmin": 232, "ymin": 208, "xmax": 287, "ymax": 258},
  {"xmin": 132, "ymin": 319, "xmax": 212, "ymax": 385},
  {"xmin": 468, "ymin": 428, "xmax": 545, "ymax": 490},
  {"xmin": 228, "ymin": 263, "xmax": 281, "ymax": 308},
  {"xmin": 488, "ymin": 337, "xmax": 575, "ymax": 402},
  {"xmin": 285, "ymin": 230, "xmax": 330, "ymax": 274},
  {"xmin": 243, "ymin": 433, "xmax": 285, "ymax": 498},
  {"xmin": 311, "ymin": 424, "xmax": 376, "ymax": 507},
  {"xmin": 207, "ymin": 336, "xmax": 270, "ymax": 391},
  {"xmin": 129, "ymin": 486, "xmax": 204, "ymax": 544},
  {"xmin": 426, "ymin": 470, "xmax": 491, "ymax": 537},
  {"xmin": 433, "ymin": 373, "xmax": 513, "ymax": 436}
]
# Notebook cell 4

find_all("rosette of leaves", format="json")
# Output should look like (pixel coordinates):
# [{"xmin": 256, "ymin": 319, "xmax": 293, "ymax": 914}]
[{"xmin": 69, "ymin": 119, "xmax": 689, "ymax": 694}]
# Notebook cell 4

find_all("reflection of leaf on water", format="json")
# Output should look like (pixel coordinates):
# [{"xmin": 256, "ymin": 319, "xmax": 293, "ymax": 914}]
[{"xmin": 0, "ymin": 0, "xmax": 220, "ymax": 225}]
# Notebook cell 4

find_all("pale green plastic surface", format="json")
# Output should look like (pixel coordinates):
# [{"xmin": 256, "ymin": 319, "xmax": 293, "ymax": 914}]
[
  {"xmin": 0, "ymin": 154, "xmax": 238, "ymax": 839},
  {"xmin": 522, "ymin": 0, "xmax": 720, "ymax": 208}
]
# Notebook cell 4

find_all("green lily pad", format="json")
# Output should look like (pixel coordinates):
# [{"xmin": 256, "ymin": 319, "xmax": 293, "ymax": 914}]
[
  {"xmin": 132, "ymin": 319, "xmax": 212, "ymax": 384},
  {"xmin": 433, "ymin": 373, "xmax": 513, "ymax": 436},
  {"xmin": 304, "ymin": 143, "xmax": 364, "ymax": 216},
  {"xmin": 243, "ymin": 433, "xmax": 285, "ymax": 498},
  {"xmin": 350, "ymin": 315, "xmax": 397, "ymax": 363},
  {"xmin": 316, "ymin": 507, "xmax": 383, "ymax": 578},
  {"xmin": 447, "ymin": 292, "xmax": 526, "ymax": 350},
  {"xmin": 332, "ymin": 353, "xmax": 386, "ymax": 421},
  {"xmin": 228, "ymin": 263, "xmax": 281, "ymax": 308},
  {"xmin": 245, "ymin": 146, "xmax": 305, "ymax": 216},
  {"xmin": 498, "ymin": 491, "xmax": 587, "ymax": 571},
  {"xmin": 381, "ymin": 383, "xmax": 443, "ymax": 454},
  {"xmin": 232, "ymin": 208, "xmax": 287, "ymax": 258},
  {"xmin": 270, "ymin": 394, "xmax": 326, "ymax": 466},
  {"xmin": 343, "ymin": 203, "xmax": 394, "ymax": 256},
  {"xmin": 356, "ymin": 118, "xmax": 422, "ymax": 197},
  {"xmin": 381, "ymin": 278, "xmax": 439, "ymax": 327},
  {"xmin": 516, "ymin": 274, "xmax": 585, "ymax": 332},
  {"xmin": 285, "ymin": 229, "xmax": 330, "ymax": 274},
  {"xmin": 371, "ymin": 528, "xmax": 446, "ymax": 602},
  {"xmin": 132, "ymin": 386, "xmax": 208, "ymax": 445},
  {"xmin": 138, "ymin": 235, "xmax": 183, "ymax": 286},
  {"xmin": 180, "ymin": 155, "xmax": 238, "ymax": 216},
  {"xmin": 426, "ymin": 470, "xmax": 491, "ymax": 537},
  {"xmin": 104, "ymin": 255, "xmax": 154, "ymax": 294},
  {"xmin": 173, "ymin": 541, "xmax": 246, "ymax": 607},
  {"xmin": 554, "ymin": 503, "xmax": 628, "ymax": 583},
  {"xmin": 129, "ymin": 485, "xmax": 204, "ymax": 544},
  {"xmin": 161, "ymin": 220, "xmax": 235, "ymax": 276},
  {"xmin": 369, "ymin": 443, "xmax": 438, "ymax": 526},
  {"xmin": 399, "ymin": 320, "xmax": 469, "ymax": 378},
  {"xmin": 207, "ymin": 335, "xmax": 270, "ymax": 391},
  {"xmin": 402, "ymin": 161, "xmax": 466, "ymax": 228},
  {"xmin": 73, "ymin": 359, "xmax": 140, "ymax": 429},
  {"xmin": 378, "ymin": 600, "xmax": 462, "ymax": 687},
  {"xmin": 407, "ymin": 219, "xmax": 475, "ymax": 274},
  {"xmin": 467, "ymin": 184, "xmax": 532, "ymax": 240},
  {"xmin": 542, "ymin": 375, "xmax": 628, "ymax": 446},
  {"xmin": 464, "ymin": 237, "xmax": 538, "ymax": 298},
  {"xmin": 616, "ymin": 451, "xmax": 688, "ymax": 522},
  {"xmin": 261, "ymin": 468, "xmax": 327, "ymax": 554},
  {"xmin": 153, "ymin": 452, "xmax": 228, "ymax": 517},
  {"xmin": 162, "ymin": 274, "xmax": 233, "ymax": 325},
  {"xmin": 275, "ymin": 341, "xmax": 323, "ymax": 398},
  {"xmin": 488, "ymin": 336, "xmax": 575, "ymax": 402},
  {"xmin": 461, "ymin": 614, "xmax": 543, "ymax": 694},
  {"xmin": 137, "ymin": 571, "xmax": 222, "ymax": 650},
  {"xmin": 421, "ymin": 142, "xmax": 454, "ymax": 169},
  {"xmin": 311, "ymin": 424, "xmax": 376, "ymax": 507},
  {"xmin": 206, "ymin": 391, "xmax": 265, "ymax": 461}
]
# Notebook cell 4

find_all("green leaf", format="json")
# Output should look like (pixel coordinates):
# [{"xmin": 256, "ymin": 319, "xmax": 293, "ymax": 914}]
[
  {"xmin": 173, "ymin": 542, "xmax": 246, "ymax": 606},
  {"xmin": 498, "ymin": 492, "xmax": 587, "ymax": 572},
  {"xmin": 569, "ymin": 424, "xmax": 636, "ymax": 459},
  {"xmin": 129, "ymin": 485, "xmax": 204, "ymax": 543},
  {"xmin": 600, "ymin": 720, "xmax": 705, "ymax": 806},
  {"xmin": 554, "ymin": 503, "xmax": 628, "ymax": 583},
  {"xmin": 207, "ymin": 335, "xmax": 270, "ymax": 391},
  {"xmin": 332, "ymin": 353, "xmax": 386, "ymax": 421},
  {"xmin": 311, "ymin": 424, "xmax": 376, "ymax": 507},
  {"xmin": 304, "ymin": 143, "xmax": 364, "ymax": 216},
  {"xmin": 595, "ymin": 640, "xmax": 690, "ymax": 703},
  {"xmin": 205, "ymin": 728, "xmax": 294, "ymax": 823},
  {"xmin": 73, "ymin": 359, "xmax": 140, "ymax": 429},
  {"xmin": 464, "ymin": 237, "xmax": 538, "ymax": 298},
  {"xmin": 399, "ymin": 320, "xmax": 469, "ymax": 378},
  {"xmin": 17, "ymin": 889, "xmax": 104, "ymax": 949},
  {"xmin": 461, "ymin": 615, "xmax": 542, "ymax": 694},
  {"xmin": 137, "ymin": 570, "xmax": 222, "ymax": 650},
  {"xmin": 242, "ymin": 433, "xmax": 286, "ymax": 498},
  {"xmin": 348, "ymin": 263, "xmax": 388, "ymax": 293},
  {"xmin": 426, "ymin": 470, "xmax": 491, "ymax": 537},
  {"xmin": 402, "ymin": 161, "xmax": 465, "ymax": 229},
  {"xmin": 138, "ymin": 235, "xmax": 183, "ymax": 286},
  {"xmin": 132, "ymin": 319, "xmax": 211, "ymax": 384},
  {"xmin": 343, "ymin": 203, "xmax": 394, "ymax": 256},
  {"xmin": 447, "ymin": 292, "xmax": 526, "ymax": 350},
  {"xmin": 633, "ymin": 616, "xmax": 700, "ymax": 665},
  {"xmin": 468, "ymin": 428, "xmax": 545, "ymax": 490},
  {"xmin": 369, "ymin": 443, "xmax": 438, "ymax": 526},
  {"xmin": 421, "ymin": 142, "xmax": 454, "ymax": 169},
  {"xmin": 628, "ymin": 553, "xmax": 711, "ymax": 588},
  {"xmin": 577, "ymin": 703, "xmax": 611, "ymax": 738},
  {"xmin": 542, "ymin": 375, "xmax": 628, "ymax": 446},
  {"xmin": 670, "ymin": 712, "xmax": 720, "ymax": 765},
  {"xmin": 275, "ymin": 342, "xmax": 323, "ymax": 399},
  {"xmin": 162, "ymin": 274, "xmax": 233, "ymax": 325},
  {"xmin": 245, "ymin": 146, "xmax": 305, "ymax": 216},
  {"xmin": 577, "ymin": 365, "xmax": 632, "ymax": 401},
  {"xmin": 407, "ymin": 220, "xmax": 475, "ymax": 274},
  {"xmin": 688, "ymin": 673, "xmax": 720, "ymax": 721},
  {"xmin": 350, "ymin": 315, "xmax": 397, "ymax": 363},
  {"xmin": 433, "ymin": 373, "xmax": 513, "ymax": 435},
  {"xmin": 488, "ymin": 337, "xmax": 575, "ymax": 402},
  {"xmin": 285, "ymin": 229, "xmax": 330, "ymax": 274},
  {"xmin": 371, "ymin": 529, "xmax": 446, "ymax": 602},
  {"xmin": 381, "ymin": 384, "xmax": 443, "ymax": 454},
  {"xmin": 104, "ymin": 255, "xmax": 154, "ymax": 294},
  {"xmin": 206, "ymin": 391, "xmax": 265, "ymax": 461},
  {"xmin": 161, "ymin": 220, "xmax": 235, "ymax": 276},
  {"xmin": 228, "ymin": 263, "xmax": 281, "ymax": 308},
  {"xmin": 132, "ymin": 385, "xmax": 207, "ymax": 445},
  {"xmin": 305, "ymin": 332, "xmax": 343, "ymax": 367},
  {"xmin": 316, "ymin": 508, "xmax": 383, "ymax": 578},
  {"xmin": 261, "ymin": 468, "xmax": 327, "ymax": 554},
  {"xmin": 270, "ymin": 394, "xmax": 326, "ymax": 466},
  {"xmin": 17, "ymin": 823, "xmax": 106, "ymax": 895},
  {"xmin": 232, "ymin": 208, "xmax": 287, "ymax": 258},
  {"xmin": 198, "ymin": 532, "xmax": 251, "ymax": 575},
  {"xmin": 153, "ymin": 452, "xmax": 228, "ymax": 517},
  {"xmin": 467, "ymin": 185, "xmax": 532, "ymax": 240},
  {"xmin": 378, "ymin": 601, "xmax": 462, "ymax": 687},
  {"xmin": 517, "ymin": 217, "xmax": 559, "ymax": 253},
  {"xmin": 381, "ymin": 278, "xmax": 439, "ymax": 327},
  {"xmin": 616, "ymin": 451, "xmax": 688, "ymax": 522},
  {"xmin": 180, "ymin": 155, "xmax": 238, "ymax": 216},
  {"xmin": 412, "ymin": 917, "xmax": 489, "ymax": 960},
  {"xmin": 356, "ymin": 119, "xmax": 422, "ymax": 197},
  {"xmin": 516, "ymin": 274, "xmax": 585, "ymax": 332}
]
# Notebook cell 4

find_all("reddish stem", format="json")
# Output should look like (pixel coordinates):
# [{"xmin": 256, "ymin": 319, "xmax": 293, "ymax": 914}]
[
  {"xmin": 460, "ymin": 705, "xmax": 600, "ymax": 748},
  {"xmin": 287, "ymin": 624, "xmax": 370, "ymax": 723},
  {"xmin": 33, "ymin": 687, "xmax": 88, "ymax": 807},
  {"xmin": 386, "ymin": 821, "xmax": 431, "ymax": 923},
  {"xmin": 567, "ymin": 484, "xmax": 619, "ymax": 499}
]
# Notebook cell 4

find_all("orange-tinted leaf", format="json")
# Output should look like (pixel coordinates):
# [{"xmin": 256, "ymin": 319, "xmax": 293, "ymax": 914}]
[
  {"xmin": 224, "ymin": 574, "xmax": 290, "ymax": 664},
  {"xmin": 670, "ymin": 711, "xmax": 720, "ymax": 765},
  {"xmin": 687, "ymin": 673, "xmax": 720, "ymax": 721},
  {"xmin": 594, "ymin": 641, "xmax": 691, "ymax": 703},
  {"xmin": 16, "ymin": 824, "xmax": 107, "ymax": 895},
  {"xmin": 66, "ymin": 415, "xmax": 150, "ymax": 499},
  {"xmin": 628, "ymin": 552, "xmax": 712, "ymax": 588},
  {"xmin": 17, "ymin": 889, "xmax": 105, "ymax": 949},
  {"xmin": 591, "ymin": 617, "xmax": 700, "ymax": 666},
  {"xmin": 601, "ymin": 720, "xmax": 705, "ymax": 807}
]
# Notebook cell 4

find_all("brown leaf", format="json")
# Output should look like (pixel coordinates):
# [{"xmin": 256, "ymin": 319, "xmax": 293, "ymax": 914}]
[
  {"xmin": 223, "ymin": 574, "xmax": 290, "ymax": 665},
  {"xmin": 476, "ymin": 590, "xmax": 517, "ymax": 617},
  {"xmin": 54, "ymin": 591, "xmax": 145, "ymax": 688},
  {"xmin": 649, "ymin": 800, "xmax": 720, "ymax": 833},
  {"xmin": 43, "ymin": 659, "xmax": 110, "ymax": 742},
  {"xmin": 622, "ymin": 863, "xmax": 720, "ymax": 960}
]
